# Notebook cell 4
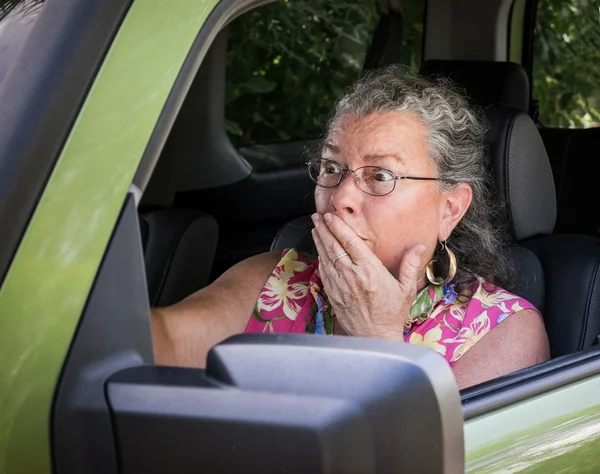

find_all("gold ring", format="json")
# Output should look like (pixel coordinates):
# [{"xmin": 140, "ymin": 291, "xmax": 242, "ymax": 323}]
[{"xmin": 332, "ymin": 252, "xmax": 350, "ymax": 269}]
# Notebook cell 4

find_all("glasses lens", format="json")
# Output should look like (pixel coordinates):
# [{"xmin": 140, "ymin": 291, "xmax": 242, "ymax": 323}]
[
  {"xmin": 357, "ymin": 167, "xmax": 396, "ymax": 196},
  {"xmin": 308, "ymin": 160, "xmax": 343, "ymax": 188}
]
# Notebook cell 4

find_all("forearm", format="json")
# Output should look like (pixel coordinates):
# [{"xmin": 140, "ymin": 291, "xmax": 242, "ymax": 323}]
[
  {"xmin": 150, "ymin": 300, "xmax": 231, "ymax": 368},
  {"xmin": 149, "ymin": 251, "xmax": 281, "ymax": 367},
  {"xmin": 151, "ymin": 306, "xmax": 188, "ymax": 367}
]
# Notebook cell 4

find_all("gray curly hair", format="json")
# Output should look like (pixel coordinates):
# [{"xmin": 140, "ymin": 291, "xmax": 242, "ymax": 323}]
[{"xmin": 322, "ymin": 64, "xmax": 516, "ymax": 293}]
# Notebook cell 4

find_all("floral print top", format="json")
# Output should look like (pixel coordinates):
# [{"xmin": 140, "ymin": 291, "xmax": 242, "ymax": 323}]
[{"xmin": 244, "ymin": 249, "xmax": 538, "ymax": 366}]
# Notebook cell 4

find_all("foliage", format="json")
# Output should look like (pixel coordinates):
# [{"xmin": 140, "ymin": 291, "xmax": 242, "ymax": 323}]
[
  {"xmin": 4, "ymin": 0, "xmax": 598, "ymax": 133},
  {"xmin": 225, "ymin": 0, "xmax": 379, "ymax": 146},
  {"xmin": 225, "ymin": 0, "xmax": 425, "ymax": 146},
  {"xmin": 533, "ymin": 0, "xmax": 600, "ymax": 128}
]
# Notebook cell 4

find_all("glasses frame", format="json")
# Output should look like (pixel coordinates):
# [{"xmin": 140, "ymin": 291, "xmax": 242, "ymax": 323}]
[{"xmin": 306, "ymin": 159, "xmax": 441, "ymax": 197}]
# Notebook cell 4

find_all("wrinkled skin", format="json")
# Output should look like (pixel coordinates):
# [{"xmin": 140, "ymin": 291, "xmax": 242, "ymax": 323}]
[{"xmin": 312, "ymin": 112, "xmax": 472, "ymax": 338}]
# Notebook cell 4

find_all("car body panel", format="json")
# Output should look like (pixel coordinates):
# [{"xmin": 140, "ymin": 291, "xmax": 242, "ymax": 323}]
[
  {"xmin": 0, "ymin": 0, "xmax": 217, "ymax": 471},
  {"xmin": 465, "ymin": 375, "xmax": 600, "ymax": 472},
  {"xmin": 1, "ymin": 0, "xmax": 599, "ymax": 472}
]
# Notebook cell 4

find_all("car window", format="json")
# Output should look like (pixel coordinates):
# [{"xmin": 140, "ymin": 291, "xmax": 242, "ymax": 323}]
[
  {"xmin": 0, "ymin": 0, "xmax": 45, "ymax": 85},
  {"xmin": 532, "ymin": 0, "xmax": 600, "ymax": 128},
  {"xmin": 225, "ymin": 0, "xmax": 426, "ymax": 147}
]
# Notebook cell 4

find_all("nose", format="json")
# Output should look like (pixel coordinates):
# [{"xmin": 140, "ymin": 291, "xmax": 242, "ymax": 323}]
[{"xmin": 330, "ymin": 171, "xmax": 362, "ymax": 215}]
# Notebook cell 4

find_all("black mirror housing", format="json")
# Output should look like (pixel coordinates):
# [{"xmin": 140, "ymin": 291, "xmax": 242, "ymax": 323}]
[{"xmin": 107, "ymin": 334, "xmax": 464, "ymax": 474}]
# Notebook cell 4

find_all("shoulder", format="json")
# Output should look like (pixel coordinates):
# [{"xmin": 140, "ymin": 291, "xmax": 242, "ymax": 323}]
[
  {"xmin": 466, "ymin": 280, "xmax": 538, "ymax": 319},
  {"xmin": 446, "ymin": 281, "xmax": 549, "ymax": 387},
  {"xmin": 441, "ymin": 281, "xmax": 540, "ymax": 364},
  {"xmin": 452, "ymin": 307, "xmax": 549, "ymax": 389}
]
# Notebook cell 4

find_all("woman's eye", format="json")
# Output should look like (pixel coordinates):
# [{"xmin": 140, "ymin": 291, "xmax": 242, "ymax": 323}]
[
  {"xmin": 372, "ymin": 169, "xmax": 395, "ymax": 182},
  {"xmin": 323, "ymin": 161, "xmax": 343, "ymax": 174}
]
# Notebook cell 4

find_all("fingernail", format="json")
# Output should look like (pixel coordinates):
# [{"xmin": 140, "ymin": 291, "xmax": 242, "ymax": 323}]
[
  {"xmin": 311, "ymin": 213, "xmax": 319, "ymax": 224},
  {"xmin": 416, "ymin": 245, "xmax": 426, "ymax": 256},
  {"xmin": 324, "ymin": 213, "xmax": 332, "ymax": 224}
]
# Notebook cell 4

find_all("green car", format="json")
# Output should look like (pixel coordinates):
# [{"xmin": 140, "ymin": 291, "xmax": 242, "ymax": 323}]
[{"xmin": 1, "ymin": 0, "xmax": 600, "ymax": 472}]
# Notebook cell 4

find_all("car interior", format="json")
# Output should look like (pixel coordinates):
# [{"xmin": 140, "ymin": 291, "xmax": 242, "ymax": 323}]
[{"xmin": 135, "ymin": 0, "xmax": 600, "ymax": 393}]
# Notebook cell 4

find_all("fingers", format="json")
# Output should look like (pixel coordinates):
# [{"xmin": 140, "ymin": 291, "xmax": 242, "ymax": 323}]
[
  {"xmin": 311, "ymin": 226, "xmax": 330, "ymax": 264},
  {"xmin": 311, "ymin": 213, "xmax": 348, "ymax": 268},
  {"xmin": 312, "ymin": 228, "xmax": 348, "ymax": 278},
  {"xmin": 312, "ymin": 213, "xmax": 371, "ymax": 264},
  {"xmin": 311, "ymin": 230, "xmax": 338, "ymax": 298},
  {"xmin": 397, "ymin": 244, "xmax": 426, "ymax": 296}
]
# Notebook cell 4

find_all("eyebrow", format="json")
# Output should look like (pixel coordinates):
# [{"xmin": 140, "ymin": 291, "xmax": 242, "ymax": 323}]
[
  {"xmin": 363, "ymin": 153, "xmax": 405, "ymax": 165},
  {"xmin": 323, "ymin": 143, "xmax": 340, "ymax": 154},
  {"xmin": 323, "ymin": 143, "xmax": 404, "ymax": 165}
]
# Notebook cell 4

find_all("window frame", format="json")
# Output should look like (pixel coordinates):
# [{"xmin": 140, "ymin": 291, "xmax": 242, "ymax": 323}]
[
  {"xmin": 4, "ymin": 0, "xmax": 600, "ymax": 469},
  {"xmin": 0, "ymin": 0, "xmax": 133, "ymax": 285}
]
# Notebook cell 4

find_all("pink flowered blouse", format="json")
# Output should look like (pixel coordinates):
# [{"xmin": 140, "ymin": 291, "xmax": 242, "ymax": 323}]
[{"xmin": 244, "ymin": 249, "xmax": 538, "ymax": 366}]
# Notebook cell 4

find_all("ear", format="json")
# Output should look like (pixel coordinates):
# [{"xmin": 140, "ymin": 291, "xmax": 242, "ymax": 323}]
[{"xmin": 438, "ymin": 183, "xmax": 473, "ymax": 240}]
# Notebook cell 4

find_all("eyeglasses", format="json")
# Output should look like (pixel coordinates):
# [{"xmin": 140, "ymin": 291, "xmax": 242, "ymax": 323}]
[{"xmin": 306, "ymin": 159, "xmax": 440, "ymax": 196}]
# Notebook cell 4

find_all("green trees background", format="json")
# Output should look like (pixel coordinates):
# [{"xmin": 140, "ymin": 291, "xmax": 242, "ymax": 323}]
[
  {"xmin": 225, "ymin": 0, "xmax": 600, "ymax": 146},
  {"xmin": 534, "ymin": 0, "xmax": 600, "ymax": 127},
  {"xmin": 224, "ymin": 0, "xmax": 382, "ymax": 146},
  {"xmin": 2, "ymin": 0, "xmax": 599, "ymax": 141}
]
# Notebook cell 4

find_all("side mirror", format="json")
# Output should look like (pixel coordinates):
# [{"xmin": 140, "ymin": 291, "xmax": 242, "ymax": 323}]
[{"xmin": 107, "ymin": 334, "xmax": 464, "ymax": 473}]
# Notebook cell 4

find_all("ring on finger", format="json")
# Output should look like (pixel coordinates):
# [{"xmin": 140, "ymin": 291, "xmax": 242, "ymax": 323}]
[{"xmin": 332, "ymin": 252, "xmax": 350, "ymax": 269}]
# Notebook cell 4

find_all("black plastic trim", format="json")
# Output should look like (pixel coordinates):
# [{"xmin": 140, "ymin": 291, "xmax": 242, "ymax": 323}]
[
  {"xmin": 461, "ymin": 346, "xmax": 600, "ymax": 420},
  {"xmin": 133, "ymin": 0, "xmax": 275, "ymax": 191},
  {"xmin": 506, "ymin": 0, "xmax": 515, "ymax": 60},
  {"xmin": 521, "ymin": 0, "xmax": 537, "ymax": 79},
  {"xmin": 522, "ymin": 0, "xmax": 538, "ymax": 118},
  {"xmin": 51, "ymin": 194, "xmax": 153, "ymax": 474},
  {"xmin": 107, "ymin": 335, "xmax": 465, "ymax": 474},
  {"xmin": 0, "ymin": 0, "xmax": 132, "ymax": 284},
  {"xmin": 420, "ymin": 0, "xmax": 428, "ymax": 67}
]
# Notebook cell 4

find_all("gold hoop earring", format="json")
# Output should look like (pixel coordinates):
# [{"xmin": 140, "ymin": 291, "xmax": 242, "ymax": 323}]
[{"xmin": 426, "ymin": 241, "xmax": 457, "ymax": 286}]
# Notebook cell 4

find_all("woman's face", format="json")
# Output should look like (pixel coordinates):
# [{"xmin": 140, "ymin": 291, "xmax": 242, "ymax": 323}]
[{"xmin": 315, "ymin": 112, "xmax": 471, "ymax": 279}]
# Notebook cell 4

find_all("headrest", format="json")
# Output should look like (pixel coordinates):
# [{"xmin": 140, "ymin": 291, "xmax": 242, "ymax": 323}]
[
  {"xmin": 485, "ymin": 105, "xmax": 556, "ymax": 240},
  {"xmin": 420, "ymin": 60, "xmax": 530, "ymax": 112}
]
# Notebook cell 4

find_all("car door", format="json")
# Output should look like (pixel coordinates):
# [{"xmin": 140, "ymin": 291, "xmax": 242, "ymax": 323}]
[
  {"xmin": 0, "ymin": 0, "xmax": 229, "ymax": 471},
  {"xmin": 2, "ymin": 0, "xmax": 600, "ymax": 473},
  {"xmin": 462, "ymin": 351, "xmax": 600, "ymax": 472},
  {"xmin": 460, "ymin": 0, "xmax": 600, "ymax": 470},
  {"xmin": 0, "ymin": 1, "xmax": 462, "ymax": 473}
]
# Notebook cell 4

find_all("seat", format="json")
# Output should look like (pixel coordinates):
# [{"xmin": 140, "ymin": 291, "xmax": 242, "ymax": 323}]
[
  {"xmin": 419, "ymin": 59, "xmax": 566, "ymax": 210},
  {"xmin": 419, "ymin": 61, "xmax": 600, "ymax": 241},
  {"xmin": 485, "ymin": 105, "xmax": 600, "ymax": 358},
  {"xmin": 547, "ymin": 127, "xmax": 600, "ymax": 237},
  {"xmin": 419, "ymin": 60, "xmax": 530, "ymax": 112},
  {"xmin": 139, "ymin": 208, "xmax": 218, "ymax": 307},
  {"xmin": 271, "ymin": 105, "xmax": 600, "ymax": 359}
]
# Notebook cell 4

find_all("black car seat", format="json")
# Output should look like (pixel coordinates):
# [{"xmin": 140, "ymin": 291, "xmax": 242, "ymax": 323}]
[
  {"xmin": 139, "ymin": 208, "xmax": 218, "ymax": 307},
  {"xmin": 419, "ymin": 60, "xmax": 530, "ymax": 112},
  {"xmin": 270, "ymin": 104, "xmax": 600, "ymax": 359},
  {"xmin": 486, "ymin": 105, "xmax": 600, "ymax": 358},
  {"xmin": 549, "ymin": 127, "xmax": 600, "ymax": 237},
  {"xmin": 419, "ymin": 60, "xmax": 600, "ymax": 242}
]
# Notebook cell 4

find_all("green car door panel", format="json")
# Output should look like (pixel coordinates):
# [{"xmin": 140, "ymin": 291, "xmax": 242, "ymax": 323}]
[
  {"xmin": 466, "ymin": 375, "xmax": 600, "ymax": 472},
  {"xmin": 0, "ymin": 0, "xmax": 218, "ymax": 472},
  {"xmin": 2, "ymin": 0, "xmax": 600, "ymax": 472},
  {"xmin": 0, "ymin": 0, "xmax": 132, "ymax": 283}
]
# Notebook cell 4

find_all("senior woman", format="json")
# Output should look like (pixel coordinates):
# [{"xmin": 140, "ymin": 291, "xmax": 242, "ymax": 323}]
[{"xmin": 151, "ymin": 65, "xmax": 550, "ymax": 389}]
